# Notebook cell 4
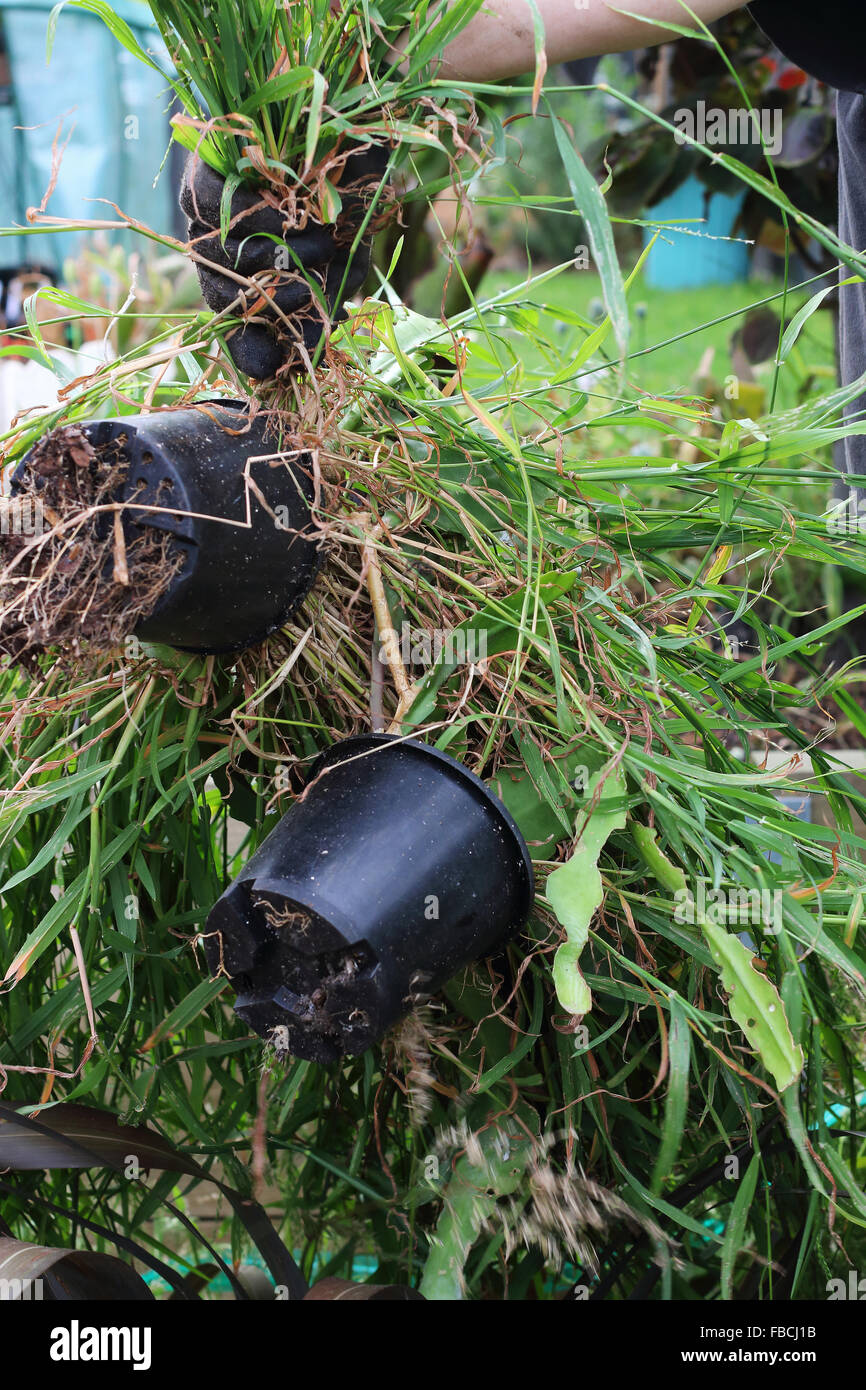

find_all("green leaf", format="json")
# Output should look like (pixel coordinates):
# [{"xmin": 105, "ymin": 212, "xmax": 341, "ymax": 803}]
[
  {"xmin": 546, "ymin": 763, "xmax": 627, "ymax": 1015},
  {"xmin": 492, "ymin": 745, "xmax": 605, "ymax": 862},
  {"xmin": 168, "ymin": 121, "xmax": 227, "ymax": 172},
  {"xmin": 321, "ymin": 178, "xmax": 343, "ymax": 225},
  {"xmin": 237, "ymin": 68, "xmax": 317, "ymax": 117},
  {"xmin": 420, "ymin": 1105, "xmax": 539, "ymax": 1300},
  {"xmin": 548, "ymin": 105, "xmax": 629, "ymax": 364},
  {"xmin": 701, "ymin": 921, "xmax": 804, "ymax": 1093},
  {"xmin": 304, "ymin": 71, "xmax": 328, "ymax": 172},
  {"xmin": 650, "ymin": 997, "xmax": 691, "ymax": 1193},
  {"xmin": 140, "ymin": 977, "xmax": 228, "ymax": 1051},
  {"xmin": 219, "ymin": 173, "xmax": 243, "ymax": 243},
  {"xmin": 778, "ymin": 280, "xmax": 849, "ymax": 365},
  {"xmin": 3, "ymin": 823, "xmax": 141, "ymax": 984},
  {"xmin": 632, "ymin": 824, "xmax": 805, "ymax": 1090},
  {"xmin": 49, "ymin": 0, "xmax": 167, "ymax": 75},
  {"xmin": 720, "ymin": 1153, "xmax": 761, "ymax": 1299}
]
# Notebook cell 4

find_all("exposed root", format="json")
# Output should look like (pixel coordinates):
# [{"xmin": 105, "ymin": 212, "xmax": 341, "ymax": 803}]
[
  {"xmin": 255, "ymin": 894, "xmax": 316, "ymax": 938},
  {"xmin": 0, "ymin": 425, "xmax": 184, "ymax": 667}
]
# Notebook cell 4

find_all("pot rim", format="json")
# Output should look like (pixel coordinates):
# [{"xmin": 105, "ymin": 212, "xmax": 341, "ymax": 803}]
[{"xmin": 312, "ymin": 732, "xmax": 535, "ymax": 911}]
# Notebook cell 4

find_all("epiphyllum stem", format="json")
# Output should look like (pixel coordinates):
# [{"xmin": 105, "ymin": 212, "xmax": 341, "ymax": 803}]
[{"xmin": 361, "ymin": 518, "xmax": 417, "ymax": 733}]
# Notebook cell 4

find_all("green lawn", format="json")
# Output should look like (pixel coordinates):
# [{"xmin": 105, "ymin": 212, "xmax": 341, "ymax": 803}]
[{"xmin": 478, "ymin": 267, "xmax": 837, "ymax": 406}]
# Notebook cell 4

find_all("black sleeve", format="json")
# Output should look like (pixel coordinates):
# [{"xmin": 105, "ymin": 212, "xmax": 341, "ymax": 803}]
[{"xmin": 749, "ymin": 2, "xmax": 866, "ymax": 94}]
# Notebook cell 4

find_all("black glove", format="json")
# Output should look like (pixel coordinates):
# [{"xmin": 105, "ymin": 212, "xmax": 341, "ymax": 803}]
[{"xmin": 180, "ymin": 143, "xmax": 390, "ymax": 380}]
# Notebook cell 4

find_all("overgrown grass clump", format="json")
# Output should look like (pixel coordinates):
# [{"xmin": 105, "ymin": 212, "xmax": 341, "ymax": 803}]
[
  {"xmin": 1, "ymin": 5, "xmax": 865, "ymax": 1300},
  {"xmin": 59, "ymin": 0, "xmax": 483, "ymax": 182}
]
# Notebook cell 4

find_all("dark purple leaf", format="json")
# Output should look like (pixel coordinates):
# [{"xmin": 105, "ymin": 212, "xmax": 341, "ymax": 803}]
[{"xmin": 0, "ymin": 1237, "xmax": 152, "ymax": 1301}]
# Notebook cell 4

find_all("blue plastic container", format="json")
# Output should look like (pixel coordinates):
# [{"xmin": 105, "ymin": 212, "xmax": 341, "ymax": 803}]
[
  {"xmin": 0, "ymin": 0, "xmax": 174, "ymax": 271},
  {"xmin": 642, "ymin": 176, "xmax": 750, "ymax": 289}
]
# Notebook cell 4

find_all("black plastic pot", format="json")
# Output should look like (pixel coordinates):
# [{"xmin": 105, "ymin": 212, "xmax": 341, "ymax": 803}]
[
  {"xmin": 45, "ymin": 402, "xmax": 317, "ymax": 653},
  {"xmin": 204, "ymin": 734, "xmax": 534, "ymax": 1062},
  {"xmin": 181, "ymin": 143, "xmax": 391, "ymax": 380}
]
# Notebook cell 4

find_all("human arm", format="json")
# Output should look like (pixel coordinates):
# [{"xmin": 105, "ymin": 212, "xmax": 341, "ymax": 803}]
[{"xmin": 401, "ymin": 0, "xmax": 749, "ymax": 82}]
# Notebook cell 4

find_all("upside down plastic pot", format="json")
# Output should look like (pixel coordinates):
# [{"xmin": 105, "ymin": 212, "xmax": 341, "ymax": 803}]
[
  {"xmin": 59, "ymin": 402, "xmax": 317, "ymax": 653},
  {"xmin": 204, "ymin": 734, "xmax": 535, "ymax": 1062}
]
